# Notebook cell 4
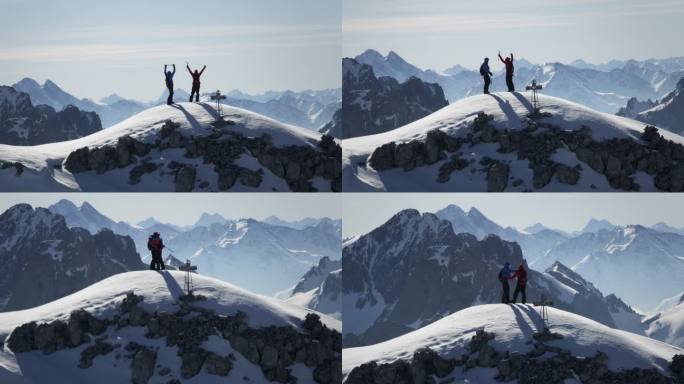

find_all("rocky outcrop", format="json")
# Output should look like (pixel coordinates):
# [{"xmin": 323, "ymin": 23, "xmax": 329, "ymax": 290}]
[
  {"xmin": 7, "ymin": 292, "xmax": 341, "ymax": 384},
  {"xmin": 619, "ymin": 78, "xmax": 684, "ymax": 135},
  {"xmin": 0, "ymin": 86, "xmax": 101, "ymax": 145},
  {"xmin": 63, "ymin": 120, "xmax": 341, "ymax": 192},
  {"xmin": 368, "ymin": 111, "xmax": 684, "ymax": 191},
  {"xmin": 341, "ymin": 58, "xmax": 449, "ymax": 139},
  {"xmin": 345, "ymin": 328, "xmax": 674, "ymax": 384},
  {"xmin": 0, "ymin": 205, "xmax": 144, "ymax": 312}
]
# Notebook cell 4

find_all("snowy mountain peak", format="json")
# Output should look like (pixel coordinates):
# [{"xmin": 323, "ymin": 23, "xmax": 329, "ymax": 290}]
[{"xmin": 581, "ymin": 218, "xmax": 615, "ymax": 233}]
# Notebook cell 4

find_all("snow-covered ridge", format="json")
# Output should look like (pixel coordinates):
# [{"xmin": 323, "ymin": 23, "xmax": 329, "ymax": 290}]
[
  {"xmin": 0, "ymin": 102, "xmax": 338, "ymax": 191},
  {"xmin": 343, "ymin": 91, "xmax": 684, "ymax": 192},
  {"xmin": 0, "ymin": 271, "xmax": 340, "ymax": 337},
  {"xmin": 342, "ymin": 304, "xmax": 682, "ymax": 380},
  {"xmin": 0, "ymin": 271, "xmax": 340, "ymax": 383}
]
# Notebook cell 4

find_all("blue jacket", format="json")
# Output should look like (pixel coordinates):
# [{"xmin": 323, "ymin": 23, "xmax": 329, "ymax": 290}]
[
  {"xmin": 480, "ymin": 62, "xmax": 492, "ymax": 77},
  {"xmin": 164, "ymin": 66, "xmax": 176, "ymax": 86},
  {"xmin": 499, "ymin": 263, "xmax": 511, "ymax": 280}
]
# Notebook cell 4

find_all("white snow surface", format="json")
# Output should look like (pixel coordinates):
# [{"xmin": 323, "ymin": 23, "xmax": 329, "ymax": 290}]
[
  {"xmin": 648, "ymin": 299, "xmax": 684, "ymax": 349},
  {"xmin": 0, "ymin": 271, "xmax": 340, "ymax": 383},
  {"xmin": 343, "ymin": 92, "xmax": 684, "ymax": 191},
  {"xmin": 0, "ymin": 102, "xmax": 325, "ymax": 191},
  {"xmin": 342, "ymin": 304, "xmax": 682, "ymax": 381}
]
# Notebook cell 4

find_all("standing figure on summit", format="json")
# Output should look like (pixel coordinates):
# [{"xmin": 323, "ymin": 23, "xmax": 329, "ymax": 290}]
[
  {"xmin": 499, "ymin": 51, "xmax": 515, "ymax": 92},
  {"xmin": 186, "ymin": 62, "xmax": 206, "ymax": 102},
  {"xmin": 148, "ymin": 232, "xmax": 165, "ymax": 271},
  {"xmin": 498, "ymin": 262, "xmax": 512, "ymax": 303},
  {"xmin": 164, "ymin": 64, "xmax": 176, "ymax": 105},
  {"xmin": 480, "ymin": 57, "xmax": 493, "ymax": 94},
  {"xmin": 511, "ymin": 263, "xmax": 528, "ymax": 304}
]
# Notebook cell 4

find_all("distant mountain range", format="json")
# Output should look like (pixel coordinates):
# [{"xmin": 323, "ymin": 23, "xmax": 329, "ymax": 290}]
[
  {"xmin": 10, "ymin": 78, "xmax": 340, "ymax": 131},
  {"xmin": 432, "ymin": 204, "xmax": 684, "ymax": 312},
  {"xmin": 342, "ymin": 209, "xmax": 642, "ymax": 347},
  {"xmin": 353, "ymin": 49, "xmax": 684, "ymax": 114},
  {"xmin": 47, "ymin": 199, "xmax": 341, "ymax": 296}
]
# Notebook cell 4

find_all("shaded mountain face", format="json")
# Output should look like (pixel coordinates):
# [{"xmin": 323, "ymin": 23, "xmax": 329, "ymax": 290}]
[
  {"xmin": 287, "ymin": 256, "xmax": 342, "ymax": 319},
  {"xmin": 622, "ymin": 78, "xmax": 684, "ymax": 135},
  {"xmin": 0, "ymin": 86, "xmax": 101, "ymax": 145},
  {"xmin": 341, "ymin": 58, "xmax": 449, "ymax": 138},
  {"xmin": 355, "ymin": 50, "xmax": 684, "ymax": 113},
  {"xmin": 291, "ymin": 256, "xmax": 342, "ymax": 295},
  {"xmin": 0, "ymin": 204, "xmax": 144, "ymax": 312},
  {"xmin": 342, "ymin": 210, "xmax": 623, "ymax": 347}
]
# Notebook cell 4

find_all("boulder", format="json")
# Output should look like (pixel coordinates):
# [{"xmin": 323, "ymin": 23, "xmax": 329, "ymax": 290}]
[
  {"xmin": 131, "ymin": 347, "xmax": 157, "ymax": 384},
  {"xmin": 175, "ymin": 166, "xmax": 196, "ymax": 192},
  {"xmin": 486, "ymin": 162, "xmax": 509, "ymax": 192}
]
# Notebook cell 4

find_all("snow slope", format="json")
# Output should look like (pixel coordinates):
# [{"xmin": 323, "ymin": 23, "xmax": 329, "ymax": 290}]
[
  {"xmin": 342, "ymin": 304, "xmax": 682, "ymax": 381},
  {"xmin": 648, "ymin": 295, "xmax": 684, "ymax": 349},
  {"xmin": 343, "ymin": 92, "xmax": 684, "ymax": 191},
  {"xmin": 0, "ymin": 102, "xmax": 325, "ymax": 191},
  {"xmin": 0, "ymin": 270, "xmax": 340, "ymax": 383}
]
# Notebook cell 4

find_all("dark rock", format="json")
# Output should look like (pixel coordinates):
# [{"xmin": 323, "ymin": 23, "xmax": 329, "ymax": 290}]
[
  {"xmin": 175, "ymin": 166, "xmax": 196, "ymax": 192},
  {"xmin": 79, "ymin": 339, "xmax": 114, "ymax": 368},
  {"xmin": 131, "ymin": 347, "xmax": 157, "ymax": 384},
  {"xmin": 205, "ymin": 353, "xmax": 233, "ymax": 376},
  {"xmin": 486, "ymin": 162, "xmax": 509, "ymax": 192}
]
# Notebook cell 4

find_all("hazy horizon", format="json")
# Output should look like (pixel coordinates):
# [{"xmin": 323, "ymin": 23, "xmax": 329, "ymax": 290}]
[
  {"xmin": 0, "ymin": 0, "xmax": 341, "ymax": 101},
  {"xmin": 343, "ymin": 0, "xmax": 684, "ymax": 71},
  {"xmin": 343, "ymin": 194, "xmax": 684, "ymax": 238},
  {"xmin": 0, "ymin": 194, "xmax": 341, "ymax": 227}
]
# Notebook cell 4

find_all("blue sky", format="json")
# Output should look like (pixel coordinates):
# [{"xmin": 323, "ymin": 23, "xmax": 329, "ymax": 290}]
[
  {"xmin": 0, "ymin": 0, "xmax": 341, "ymax": 101},
  {"xmin": 343, "ymin": 193, "xmax": 684, "ymax": 238},
  {"xmin": 343, "ymin": 0, "xmax": 684, "ymax": 70},
  {"xmin": 0, "ymin": 194, "xmax": 341, "ymax": 226}
]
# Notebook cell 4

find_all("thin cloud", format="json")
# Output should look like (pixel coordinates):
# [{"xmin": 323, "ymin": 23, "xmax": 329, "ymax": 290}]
[{"xmin": 344, "ymin": 14, "xmax": 567, "ymax": 34}]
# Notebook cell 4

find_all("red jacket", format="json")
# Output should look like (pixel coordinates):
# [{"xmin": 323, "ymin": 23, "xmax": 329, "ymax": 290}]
[
  {"xmin": 512, "ymin": 267, "xmax": 527, "ymax": 286},
  {"xmin": 187, "ymin": 65, "xmax": 206, "ymax": 86},
  {"xmin": 499, "ymin": 54, "xmax": 514, "ymax": 76}
]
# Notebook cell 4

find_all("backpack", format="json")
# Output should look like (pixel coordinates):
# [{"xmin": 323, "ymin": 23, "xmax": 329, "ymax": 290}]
[
  {"xmin": 480, "ymin": 64, "xmax": 487, "ymax": 76},
  {"xmin": 149, "ymin": 237, "xmax": 163, "ymax": 252}
]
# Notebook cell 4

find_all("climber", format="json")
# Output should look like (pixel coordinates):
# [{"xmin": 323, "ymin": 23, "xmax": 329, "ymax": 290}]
[
  {"xmin": 498, "ymin": 51, "xmax": 515, "ymax": 92},
  {"xmin": 147, "ymin": 232, "xmax": 165, "ymax": 271},
  {"xmin": 480, "ymin": 57, "xmax": 493, "ymax": 94},
  {"xmin": 498, "ymin": 262, "xmax": 512, "ymax": 303},
  {"xmin": 186, "ymin": 62, "xmax": 206, "ymax": 102},
  {"xmin": 164, "ymin": 64, "xmax": 176, "ymax": 105},
  {"xmin": 511, "ymin": 263, "xmax": 528, "ymax": 304}
]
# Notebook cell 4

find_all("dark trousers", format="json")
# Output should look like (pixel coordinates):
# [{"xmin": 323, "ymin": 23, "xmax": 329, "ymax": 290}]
[
  {"xmin": 512, "ymin": 283, "xmax": 526, "ymax": 304},
  {"xmin": 500, "ymin": 279, "xmax": 510, "ymax": 303},
  {"xmin": 483, "ymin": 75, "xmax": 491, "ymax": 94},
  {"xmin": 506, "ymin": 74, "xmax": 515, "ymax": 92},
  {"xmin": 150, "ymin": 251, "xmax": 165, "ymax": 270},
  {"xmin": 190, "ymin": 84, "xmax": 200, "ymax": 102},
  {"xmin": 166, "ymin": 83, "xmax": 174, "ymax": 105}
]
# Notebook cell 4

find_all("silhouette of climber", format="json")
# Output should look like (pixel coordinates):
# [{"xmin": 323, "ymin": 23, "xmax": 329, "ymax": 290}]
[
  {"xmin": 480, "ymin": 58, "xmax": 493, "ymax": 94},
  {"xmin": 187, "ymin": 62, "xmax": 206, "ymax": 102},
  {"xmin": 498, "ymin": 51, "xmax": 515, "ymax": 92},
  {"xmin": 147, "ymin": 232, "xmax": 165, "ymax": 271},
  {"xmin": 164, "ymin": 64, "xmax": 176, "ymax": 105},
  {"xmin": 498, "ymin": 262, "xmax": 512, "ymax": 303},
  {"xmin": 511, "ymin": 264, "xmax": 527, "ymax": 304}
]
